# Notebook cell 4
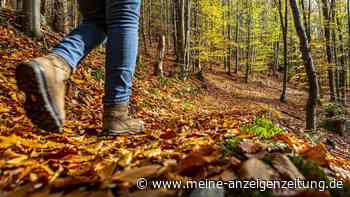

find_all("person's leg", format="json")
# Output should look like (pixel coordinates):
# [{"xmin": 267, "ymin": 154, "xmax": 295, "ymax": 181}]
[
  {"xmin": 101, "ymin": 0, "xmax": 144, "ymax": 136},
  {"xmin": 16, "ymin": 0, "xmax": 106, "ymax": 132},
  {"xmin": 104, "ymin": 0, "xmax": 141, "ymax": 104},
  {"xmin": 53, "ymin": 0, "xmax": 107, "ymax": 70}
]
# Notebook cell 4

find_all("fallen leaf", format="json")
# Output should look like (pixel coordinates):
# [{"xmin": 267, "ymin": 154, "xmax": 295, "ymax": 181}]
[
  {"xmin": 95, "ymin": 160, "xmax": 117, "ymax": 180},
  {"xmin": 301, "ymin": 144, "xmax": 329, "ymax": 166}
]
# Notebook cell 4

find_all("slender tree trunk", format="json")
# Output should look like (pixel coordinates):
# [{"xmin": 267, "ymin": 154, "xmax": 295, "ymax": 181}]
[
  {"xmin": 141, "ymin": 0, "xmax": 148, "ymax": 56},
  {"xmin": 335, "ymin": 10, "xmax": 346, "ymax": 104},
  {"xmin": 175, "ymin": 0, "xmax": 186, "ymax": 80},
  {"xmin": 54, "ymin": 0, "xmax": 68, "ymax": 34},
  {"xmin": 23, "ymin": 0, "xmax": 42, "ymax": 38},
  {"xmin": 172, "ymin": 1, "xmax": 178, "ymax": 56},
  {"xmin": 10, "ymin": 0, "xmax": 17, "ymax": 10},
  {"xmin": 155, "ymin": 35, "xmax": 166, "ymax": 77},
  {"xmin": 235, "ymin": 5, "xmax": 240, "ymax": 74},
  {"xmin": 347, "ymin": 0, "xmax": 350, "ymax": 99},
  {"xmin": 301, "ymin": 0, "xmax": 311, "ymax": 40},
  {"xmin": 290, "ymin": 0, "xmax": 319, "ymax": 131},
  {"xmin": 184, "ymin": 0, "xmax": 191, "ymax": 79},
  {"xmin": 148, "ymin": 0, "xmax": 152, "ymax": 46},
  {"xmin": 245, "ymin": 0, "xmax": 252, "ymax": 83},
  {"xmin": 273, "ymin": 40, "xmax": 280, "ymax": 77},
  {"xmin": 278, "ymin": 0, "xmax": 288, "ymax": 102},
  {"xmin": 321, "ymin": 0, "xmax": 337, "ymax": 102}
]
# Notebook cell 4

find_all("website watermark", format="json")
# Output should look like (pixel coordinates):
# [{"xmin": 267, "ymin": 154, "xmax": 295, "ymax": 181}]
[{"xmin": 136, "ymin": 178, "xmax": 344, "ymax": 192}]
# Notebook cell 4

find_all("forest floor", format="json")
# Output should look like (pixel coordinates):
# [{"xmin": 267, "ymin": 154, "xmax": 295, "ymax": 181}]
[{"xmin": 1, "ymin": 24, "xmax": 350, "ymax": 197}]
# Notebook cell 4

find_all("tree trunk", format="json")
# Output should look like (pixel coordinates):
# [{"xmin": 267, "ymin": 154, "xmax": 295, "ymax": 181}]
[
  {"xmin": 175, "ymin": 0, "xmax": 187, "ymax": 80},
  {"xmin": 245, "ymin": 0, "xmax": 252, "ymax": 83},
  {"xmin": 141, "ymin": 0, "xmax": 149, "ymax": 56},
  {"xmin": 54, "ymin": 0, "xmax": 68, "ymax": 34},
  {"xmin": 347, "ymin": 0, "xmax": 350, "ymax": 100},
  {"xmin": 290, "ymin": 0, "xmax": 319, "ymax": 131},
  {"xmin": 273, "ymin": 40, "xmax": 280, "ymax": 77},
  {"xmin": 278, "ymin": 0, "xmax": 288, "ymax": 102},
  {"xmin": 10, "ymin": 0, "xmax": 17, "ymax": 10},
  {"xmin": 184, "ymin": 0, "xmax": 191, "ymax": 79},
  {"xmin": 321, "ymin": 0, "xmax": 336, "ymax": 102},
  {"xmin": 148, "ymin": 0, "xmax": 152, "ymax": 46},
  {"xmin": 300, "ymin": 0, "xmax": 311, "ymax": 40},
  {"xmin": 155, "ymin": 34, "xmax": 166, "ymax": 77},
  {"xmin": 23, "ymin": 0, "xmax": 42, "ymax": 38},
  {"xmin": 235, "ymin": 5, "xmax": 240, "ymax": 74},
  {"xmin": 335, "ymin": 11, "xmax": 346, "ymax": 104}
]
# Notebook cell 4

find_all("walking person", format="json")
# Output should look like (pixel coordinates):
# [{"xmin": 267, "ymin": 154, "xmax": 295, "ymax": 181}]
[{"xmin": 15, "ymin": 0, "xmax": 144, "ymax": 136}]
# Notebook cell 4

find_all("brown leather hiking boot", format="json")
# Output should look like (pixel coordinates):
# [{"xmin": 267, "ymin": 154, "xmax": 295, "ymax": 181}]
[
  {"xmin": 100, "ymin": 103, "xmax": 145, "ymax": 136},
  {"xmin": 15, "ymin": 54, "xmax": 72, "ymax": 132}
]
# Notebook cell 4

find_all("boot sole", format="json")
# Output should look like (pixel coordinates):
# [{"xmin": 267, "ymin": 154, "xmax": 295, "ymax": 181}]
[
  {"xmin": 15, "ymin": 61, "xmax": 63, "ymax": 132},
  {"xmin": 98, "ymin": 126, "xmax": 145, "ymax": 138}
]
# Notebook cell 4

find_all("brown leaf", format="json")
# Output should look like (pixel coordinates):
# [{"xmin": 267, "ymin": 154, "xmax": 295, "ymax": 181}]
[
  {"xmin": 178, "ymin": 151, "xmax": 206, "ymax": 176},
  {"xmin": 117, "ymin": 149, "xmax": 133, "ymax": 167},
  {"xmin": 301, "ymin": 144, "xmax": 329, "ymax": 166},
  {"xmin": 229, "ymin": 156, "xmax": 242, "ymax": 169},
  {"xmin": 160, "ymin": 129, "xmax": 176, "ymax": 139}
]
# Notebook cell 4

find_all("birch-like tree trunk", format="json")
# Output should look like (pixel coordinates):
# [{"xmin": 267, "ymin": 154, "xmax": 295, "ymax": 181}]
[{"xmin": 289, "ymin": 0, "xmax": 319, "ymax": 131}]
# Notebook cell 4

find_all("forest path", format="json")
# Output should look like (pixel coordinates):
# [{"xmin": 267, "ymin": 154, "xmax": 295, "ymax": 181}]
[{"xmin": 202, "ymin": 69, "xmax": 306, "ymax": 132}]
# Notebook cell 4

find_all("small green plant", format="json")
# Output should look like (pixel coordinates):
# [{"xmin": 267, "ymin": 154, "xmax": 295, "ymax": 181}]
[{"xmin": 240, "ymin": 116, "xmax": 284, "ymax": 138}]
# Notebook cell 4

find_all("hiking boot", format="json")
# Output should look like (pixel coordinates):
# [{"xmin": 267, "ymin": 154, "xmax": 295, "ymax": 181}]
[
  {"xmin": 100, "ymin": 102, "xmax": 145, "ymax": 136},
  {"xmin": 15, "ymin": 54, "xmax": 72, "ymax": 132}
]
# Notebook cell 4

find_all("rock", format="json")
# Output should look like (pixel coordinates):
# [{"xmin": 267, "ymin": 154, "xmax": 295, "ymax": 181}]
[
  {"xmin": 189, "ymin": 188, "xmax": 225, "ymax": 197},
  {"xmin": 271, "ymin": 154, "xmax": 305, "ymax": 180},
  {"xmin": 239, "ymin": 158, "xmax": 278, "ymax": 180},
  {"xmin": 236, "ymin": 140, "xmax": 267, "ymax": 159},
  {"xmin": 237, "ymin": 140, "xmax": 262, "ymax": 154}
]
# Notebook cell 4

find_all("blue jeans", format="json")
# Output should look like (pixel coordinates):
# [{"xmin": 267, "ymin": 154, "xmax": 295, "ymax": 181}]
[{"xmin": 52, "ymin": 0, "xmax": 140, "ymax": 105}]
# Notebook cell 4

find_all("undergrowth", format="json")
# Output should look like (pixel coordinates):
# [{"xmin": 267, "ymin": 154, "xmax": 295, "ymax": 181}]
[{"xmin": 240, "ymin": 116, "xmax": 284, "ymax": 138}]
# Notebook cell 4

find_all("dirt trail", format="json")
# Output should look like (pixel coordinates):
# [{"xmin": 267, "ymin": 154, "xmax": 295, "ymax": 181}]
[{"xmin": 202, "ymin": 69, "xmax": 306, "ymax": 131}]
